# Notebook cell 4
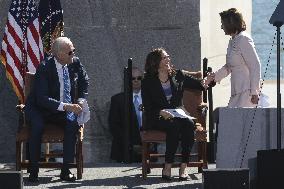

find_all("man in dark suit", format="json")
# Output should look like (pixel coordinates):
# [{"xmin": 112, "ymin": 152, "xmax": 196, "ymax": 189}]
[
  {"xmin": 108, "ymin": 67, "xmax": 143, "ymax": 163},
  {"xmin": 25, "ymin": 37, "xmax": 89, "ymax": 182}
]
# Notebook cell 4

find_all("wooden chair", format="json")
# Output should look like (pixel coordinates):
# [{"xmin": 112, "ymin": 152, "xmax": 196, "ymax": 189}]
[
  {"xmin": 140, "ymin": 71, "xmax": 208, "ymax": 179},
  {"xmin": 15, "ymin": 72, "xmax": 84, "ymax": 179}
]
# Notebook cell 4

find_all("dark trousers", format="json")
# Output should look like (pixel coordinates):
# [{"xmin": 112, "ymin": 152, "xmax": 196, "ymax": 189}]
[
  {"xmin": 28, "ymin": 109, "xmax": 78, "ymax": 172},
  {"xmin": 157, "ymin": 118, "xmax": 195, "ymax": 163}
]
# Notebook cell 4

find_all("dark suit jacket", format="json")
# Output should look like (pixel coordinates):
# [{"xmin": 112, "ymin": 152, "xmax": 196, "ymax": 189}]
[
  {"xmin": 108, "ymin": 92, "xmax": 141, "ymax": 162},
  {"xmin": 141, "ymin": 69, "xmax": 204, "ymax": 130},
  {"xmin": 25, "ymin": 56, "xmax": 89, "ymax": 120}
]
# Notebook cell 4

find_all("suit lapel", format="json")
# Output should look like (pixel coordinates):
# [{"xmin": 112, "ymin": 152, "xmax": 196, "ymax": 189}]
[
  {"xmin": 67, "ymin": 64, "xmax": 76, "ymax": 101},
  {"xmin": 49, "ymin": 58, "xmax": 60, "ymax": 100}
]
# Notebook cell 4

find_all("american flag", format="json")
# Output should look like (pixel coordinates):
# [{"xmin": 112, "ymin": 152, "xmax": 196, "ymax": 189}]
[{"xmin": 0, "ymin": 0, "xmax": 44, "ymax": 103}]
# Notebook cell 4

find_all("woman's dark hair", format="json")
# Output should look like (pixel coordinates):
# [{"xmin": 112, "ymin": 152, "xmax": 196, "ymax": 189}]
[
  {"xmin": 219, "ymin": 8, "xmax": 246, "ymax": 34},
  {"xmin": 145, "ymin": 47, "xmax": 174, "ymax": 77}
]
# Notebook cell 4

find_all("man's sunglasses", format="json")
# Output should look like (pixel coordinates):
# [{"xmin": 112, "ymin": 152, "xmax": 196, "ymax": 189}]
[
  {"xmin": 132, "ymin": 76, "xmax": 142, "ymax": 81},
  {"xmin": 68, "ymin": 49, "xmax": 75, "ymax": 56}
]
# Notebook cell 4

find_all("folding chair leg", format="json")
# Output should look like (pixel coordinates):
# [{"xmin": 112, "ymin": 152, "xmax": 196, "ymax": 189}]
[
  {"xmin": 197, "ymin": 142, "xmax": 208, "ymax": 173},
  {"xmin": 16, "ymin": 141, "xmax": 21, "ymax": 171},
  {"xmin": 202, "ymin": 142, "xmax": 208, "ymax": 169},
  {"xmin": 146, "ymin": 143, "xmax": 151, "ymax": 174},
  {"xmin": 81, "ymin": 153, "xmax": 84, "ymax": 174},
  {"xmin": 76, "ymin": 140, "xmax": 83, "ymax": 179}
]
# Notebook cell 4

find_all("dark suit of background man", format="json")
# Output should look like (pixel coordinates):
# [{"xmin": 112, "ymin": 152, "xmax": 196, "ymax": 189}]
[
  {"xmin": 108, "ymin": 67, "xmax": 143, "ymax": 162},
  {"xmin": 25, "ymin": 37, "xmax": 89, "ymax": 182}
]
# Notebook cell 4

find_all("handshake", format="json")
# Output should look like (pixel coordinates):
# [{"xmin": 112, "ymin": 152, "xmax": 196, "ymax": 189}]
[{"xmin": 201, "ymin": 72, "xmax": 216, "ymax": 90}]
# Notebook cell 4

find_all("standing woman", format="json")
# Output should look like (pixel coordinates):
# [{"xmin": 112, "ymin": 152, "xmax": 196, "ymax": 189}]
[
  {"xmin": 208, "ymin": 8, "xmax": 261, "ymax": 107},
  {"xmin": 141, "ymin": 48, "xmax": 209, "ymax": 181}
]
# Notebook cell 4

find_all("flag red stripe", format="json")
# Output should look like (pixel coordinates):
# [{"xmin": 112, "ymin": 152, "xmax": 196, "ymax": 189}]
[
  {"xmin": 28, "ymin": 22, "xmax": 39, "ymax": 46},
  {"xmin": 27, "ymin": 42, "xmax": 40, "ymax": 67},
  {"xmin": 7, "ymin": 22, "xmax": 23, "ymax": 50},
  {"xmin": 4, "ymin": 35, "xmax": 23, "ymax": 76}
]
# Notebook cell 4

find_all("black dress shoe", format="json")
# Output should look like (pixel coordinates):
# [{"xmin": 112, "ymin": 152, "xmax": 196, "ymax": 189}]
[
  {"xmin": 60, "ymin": 170, "xmax": 76, "ymax": 182},
  {"xmin": 28, "ymin": 172, "xmax": 39, "ymax": 182},
  {"xmin": 179, "ymin": 175, "xmax": 188, "ymax": 181},
  {"xmin": 162, "ymin": 174, "xmax": 172, "ymax": 181}
]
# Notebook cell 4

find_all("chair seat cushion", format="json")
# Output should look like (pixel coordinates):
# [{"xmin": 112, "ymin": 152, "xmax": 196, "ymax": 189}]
[
  {"xmin": 141, "ymin": 130, "xmax": 166, "ymax": 142},
  {"xmin": 140, "ymin": 129, "xmax": 207, "ymax": 143}
]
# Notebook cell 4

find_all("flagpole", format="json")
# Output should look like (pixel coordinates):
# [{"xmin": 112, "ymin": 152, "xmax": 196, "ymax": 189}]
[{"xmin": 21, "ymin": 0, "xmax": 28, "ymax": 98}]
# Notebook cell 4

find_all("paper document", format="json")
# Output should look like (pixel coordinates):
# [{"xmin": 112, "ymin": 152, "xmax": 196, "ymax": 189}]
[
  {"xmin": 77, "ymin": 99, "xmax": 90, "ymax": 125},
  {"xmin": 164, "ymin": 108, "xmax": 196, "ymax": 120}
]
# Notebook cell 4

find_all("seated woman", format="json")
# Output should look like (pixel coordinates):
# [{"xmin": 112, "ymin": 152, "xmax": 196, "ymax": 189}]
[{"xmin": 141, "ymin": 48, "xmax": 210, "ymax": 181}]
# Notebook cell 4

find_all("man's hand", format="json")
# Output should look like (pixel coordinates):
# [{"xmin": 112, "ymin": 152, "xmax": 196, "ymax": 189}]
[
  {"xmin": 64, "ymin": 103, "xmax": 82, "ymax": 115},
  {"xmin": 159, "ymin": 110, "xmax": 174, "ymax": 120}
]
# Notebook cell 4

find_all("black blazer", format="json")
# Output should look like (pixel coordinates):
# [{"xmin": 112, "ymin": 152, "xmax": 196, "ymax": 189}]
[
  {"xmin": 108, "ymin": 92, "xmax": 141, "ymax": 161},
  {"xmin": 141, "ymin": 69, "xmax": 204, "ymax": 130},
  {"xmin": 25, "ymin": 56, "xmax": 89, "ymax": 119}
]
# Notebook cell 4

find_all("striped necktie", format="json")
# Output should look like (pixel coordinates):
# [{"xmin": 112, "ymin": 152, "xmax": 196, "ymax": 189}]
[
  {"xmin": 63, "ymin": 66, "xmax": 76, "ymax": 121},
  {"xmin": 134, "ymin": 94, "xmax": 142, "ymax": 129}
]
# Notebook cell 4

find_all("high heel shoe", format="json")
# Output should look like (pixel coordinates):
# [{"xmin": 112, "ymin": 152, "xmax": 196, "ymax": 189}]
[
  {"xmin": 162, "ymin": 163, "xmax": 172, "ymax": 181},
  {"xmin": 179, "ymin": 163, "xmax": 189, "ymax": 181}
]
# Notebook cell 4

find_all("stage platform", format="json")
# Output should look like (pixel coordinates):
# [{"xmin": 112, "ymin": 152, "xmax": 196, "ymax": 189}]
[{"xmin": 0, "ymin": 163, "xmax": 217, "ymax": 189}]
